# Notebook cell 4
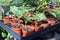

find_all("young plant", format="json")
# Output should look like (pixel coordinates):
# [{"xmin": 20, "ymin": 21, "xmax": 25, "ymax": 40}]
[
  {"xmin": 0, "ymin": 0, "xmax": 12, "ymax": 6},
  {"xmin": 24, "ymin": 12, "xmax": 46, "ymax": 25},
  {"xmin": 37, "ymin": 0, "xmax": 48, "ymax": 10},
  {"xmin": 51, "ymin": 8, "xmax": 60, "ymax": 21},
  {"xmin": 0, "ymin": 27, "xmax": 7, "ymax": 39},
  {"xmin": 32, "ymin": 12, "xmax": 46, "ymax": 20}
]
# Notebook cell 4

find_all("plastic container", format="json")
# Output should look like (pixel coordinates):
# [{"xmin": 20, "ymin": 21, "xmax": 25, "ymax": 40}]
[
  {"xmin": 0, "ymin": 21, "xmax": 59, "ymax": 40},
  {"xmin": 12, "ymin": 27, "xmax": 22, "ymax": 35},
  {"xmin": 22, "ymin": 26, "xmax": 34, "ymax": 37},
  {"xmin": 34, "ymin": 26, "xmax": 42, "ymax": 32},
  {"xmin": 3, "ymin": 16, "xmax": 9, "ymax": 24}
]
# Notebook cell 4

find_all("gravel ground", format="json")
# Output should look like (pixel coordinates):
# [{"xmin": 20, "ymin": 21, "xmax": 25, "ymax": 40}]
[
  {"xmin": 54, "ymin": 33, "xmax": 60, "ymax": 40},
  {"xmin": 47, "ymin": 32, "xmax": 60, "ymax": 40}
]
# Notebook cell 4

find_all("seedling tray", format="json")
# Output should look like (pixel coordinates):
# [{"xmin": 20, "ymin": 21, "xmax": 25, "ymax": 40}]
[{"xmin": 0, "ymin": 20, "xmax": 59, "ymax": 40}]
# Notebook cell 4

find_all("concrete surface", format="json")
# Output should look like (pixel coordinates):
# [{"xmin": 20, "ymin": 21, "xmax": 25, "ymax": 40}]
[{"xmin": 47, "ymin": 32, "xmax": 60, "ymax": 40}]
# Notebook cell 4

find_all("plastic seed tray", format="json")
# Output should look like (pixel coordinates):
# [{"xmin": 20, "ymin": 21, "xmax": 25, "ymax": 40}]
[{"xmin": 0, "ymin": 20, "xmax": 59, "ymax": 40}]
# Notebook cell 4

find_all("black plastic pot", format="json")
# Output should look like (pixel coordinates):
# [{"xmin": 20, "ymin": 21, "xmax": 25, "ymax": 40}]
[
  {"xmin": 0, "ymin": 21, "xmax": 59, "ymax": 40},
  {"xmin": 54, "ymin": 22, "xmax": 60, "ymax": 34},
  {"xmin": 31, "ymin": 31, "xmax": 55, "ymax": 40},
  {"xmin": 55, "ymin": 27, "xmax": 60, "ymax": 34},
  {"xmin": 40, "ymin": 31, "xmax": 55, "ymax": 39},
  {"xmin": 32, "ymin": 37, "xmax": 46, "ymax": 40}
]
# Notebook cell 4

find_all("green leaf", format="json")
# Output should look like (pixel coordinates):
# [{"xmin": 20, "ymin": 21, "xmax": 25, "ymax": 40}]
[
  {"xmin": 51, "ymin": 9, "xmax": 60, "ymax": 21},
  {"xmin": 51, "ymin": 12, "xmax": 57, "ymax": 17},
  {"xmin": 0, "ymin": 0, "xmax": 12, "ymax": 2},
  {"xmin": 6, "ymin": 11, "xmax": 10, "ymax": 16},
  {"xmin": 10, "ymin": 6, "xmax": 24, "ymax": 18},
  {"xmin": 7, "ymin": 33, "xmax": 13, "ymax": 38},
  {"xmin": 0, "ymin": 0, "xmax": 12, "ymax": 6},
  {"xmin": 24, "ymin": 16, "xmax": 32, "ymax": 24},
  {"xmin": 1, "ymin": 32, "xmax": 7, "ymax": 38},
  {"xmin": 12, "ymin": 0, "xmax": 23, "ymax": 3},
  {"xmin": 6, "ymin": 0, "xmax": 12, "ymax": 2},
  {"xmin": 38, "ymin": 13, "xmax": 46, "ymax": 20},
  {"xmin": 32, "ymin": 15, "xmax": 39, "ymax": 20},
  {"xmin": 32, "ymin": 13, "xmax": 46, "ymax": 20},
  {"xmin": 25, "ymin": 17, "xmax": 32, "ymax": 21}
]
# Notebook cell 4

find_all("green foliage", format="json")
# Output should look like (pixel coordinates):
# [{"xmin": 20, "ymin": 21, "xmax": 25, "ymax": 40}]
[
  {"xmin": 24, "ymin": 12, "xmax": 46, "ymax": 24},
  {"xmin": 32, "ymin": 12, "xmax": 46, "ymax": 20},
  {"xmin": 6, "ymin": 6, "xmax": 35, "ymax": 18},
  {"xmin": 0, "ymin": 0, "xmax": 49, "ymax": 7},
  {"xmin": 23, "ymin": 0, "xmax": 35, "ymax": 5},
  {"xmin": 0, "ymin": 27, "xmax": 12, "ymax": 39},
  {"xmin": 1, "ymin": 32, "xmax": 7, "ymax": 38},
  {"xmin": 0, "ymin": 0, "xmax": 12, "ymax": 6},
  {"xmin": 38, "ymin": 0, "xmax": 47, "ymax": 5},
  {"xmin": 24, "ymin": 16, "xmax": 32, "ymax": 24},
  {"xmin": 7, "ymin": 33, "xmax": 13, "ymax": 38},
  {"xmin": 10, "ymin": 6, "xmax": 24, "ymax": 18},
  {"xmin": 51, "ymin": 8, "xmax": 60, "ymax": 21},
  {"xmin": 37, "ymin": 5, "xmax": 48, "ymax": 10},
  {"xmin": 37, "ymin": 0, "xmax": 48, "ymax": 10},
  {"xmin": 57, "ymin": 0, "xmax": 60, "ymax": 5},
  {"xmin": 0, "ymin": 0, "xmax": 36, "ymax": 6},
  {"xmin": 0, "ymin": 0, "xmax": 12, "ymax": 2},
  {"xmin": 0, "ymin": 27, "xmax": 7, "ymax": 38}
]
